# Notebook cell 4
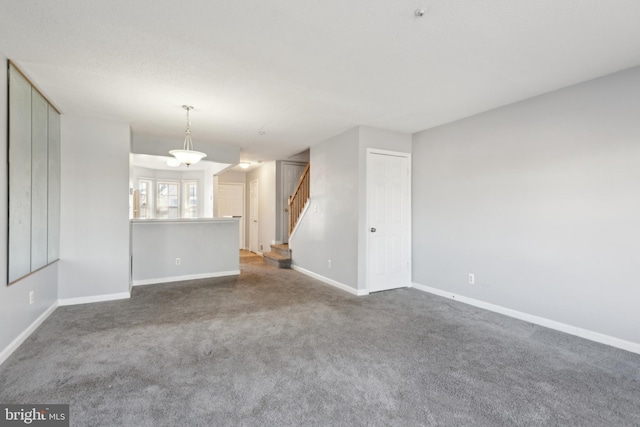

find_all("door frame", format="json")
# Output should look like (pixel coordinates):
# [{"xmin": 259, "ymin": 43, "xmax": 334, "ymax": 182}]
[{"xmin": 365, "ymin": 148, "xmax": 412, "ymax": 293}]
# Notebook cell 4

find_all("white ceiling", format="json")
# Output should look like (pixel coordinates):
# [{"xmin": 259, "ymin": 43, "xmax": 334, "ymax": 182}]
[{"xmin": 2, "ymin": 1, "xmax": 640, "ymax": 163}]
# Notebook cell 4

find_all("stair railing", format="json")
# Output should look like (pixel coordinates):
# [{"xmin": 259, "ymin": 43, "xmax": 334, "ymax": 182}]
[{"xmin": 288, "ymin": 163, "xmax": 310, "ymax": 236}]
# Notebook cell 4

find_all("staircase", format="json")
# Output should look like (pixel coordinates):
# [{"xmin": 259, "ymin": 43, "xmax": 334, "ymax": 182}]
[
  {"xmin": 263, "ymin": 162, "xmax": 308, "ymax": 270},
  {"xmin": 288, "ymin": 163, "xmax": 310, "ymax": 236},
  {"xmin": 263, "ymin": 244, "xmax": 291, "ymax": 269}
]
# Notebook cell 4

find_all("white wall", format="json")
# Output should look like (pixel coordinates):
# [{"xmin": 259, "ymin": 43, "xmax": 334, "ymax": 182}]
[
  {"xmin": 131, "ymin": 220, "xmax": 239, "ymax": 284},
  {"xmin": 217, "ymin": 171, "xmax": 246, "ymax": 184},
  {"xmin": 0, "ymin": 53, "xmax": 59, "ymax": 361},
  {"xmin": 412, "ymin": 66, "xmax": 640, "ymax": 347},
  {"xmin": 290, "ymin": 127, "xmax": 361, "ymax": 289},
  {"xmin": 59, "ymin": 115, "xmax": 131, "ymax": 301},
  {"xmin": 247, "ymin": 162, "xmax": 277, "ymax": 252},
  {"xmin": 291, "ymin": 126, "xmax": 411, "ymax": 292}
]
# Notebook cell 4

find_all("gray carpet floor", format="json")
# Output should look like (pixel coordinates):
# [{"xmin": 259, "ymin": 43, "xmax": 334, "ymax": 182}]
[{"xmin": 1, "ymin": 253, "xmax": 639, "ymax": 426}]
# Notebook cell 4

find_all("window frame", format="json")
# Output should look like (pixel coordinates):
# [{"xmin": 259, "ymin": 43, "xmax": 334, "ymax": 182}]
[
  {"xmin": 156, "ymin": 180, "xmax": 181, "ymax": 219},
  {"xmin": 182, "ymin": 180, "xmax": 198, "ymax": 218},
  {"xmin": 138, "ymin": 178, "xmax": 154, "ymax": 219}
]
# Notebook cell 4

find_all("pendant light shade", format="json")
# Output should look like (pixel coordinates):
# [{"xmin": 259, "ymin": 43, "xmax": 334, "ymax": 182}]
[{"xmin": 169, "ymin": 105, "xmax": 207, "ymax": 166}]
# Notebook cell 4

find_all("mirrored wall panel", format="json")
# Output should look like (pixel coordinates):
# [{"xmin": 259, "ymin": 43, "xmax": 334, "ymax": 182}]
[{"xmin": 8, "ymin": 62, "xmax": 61, "ymax": 284}]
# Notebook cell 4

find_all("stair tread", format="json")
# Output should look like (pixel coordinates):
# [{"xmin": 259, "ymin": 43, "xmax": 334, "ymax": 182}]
[
  {"xmin": 271, "ymin": 244, "xmax": 289, "ymax": 250},
  {"xmin": 263, "ymin": 251, "xmax": 290, "ymax": 260},
  {"xmin": 263, "ymin": 251, "xmax": 292, "ymax": 269}
]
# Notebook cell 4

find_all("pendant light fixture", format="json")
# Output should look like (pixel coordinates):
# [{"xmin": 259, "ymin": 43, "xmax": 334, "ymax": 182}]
[{"xmin": 169, "ymin": 105, "xmax": 207, "ymax": 166}]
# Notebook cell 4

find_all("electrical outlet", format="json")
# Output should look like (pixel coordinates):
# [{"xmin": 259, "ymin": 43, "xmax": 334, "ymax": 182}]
[
  {"xmin": 328, "ymin": 259, "xmax": 332, "ymax": 268},
  {"xmin": 468, "ymin": 273, "xmax": 475, "ymax": 285},
  {"xmin": 176, "ymin": 258, "xmax": 181, "ymax": 265},
  {"xmin": 29, "ymin": 291, "xmax": 34, "ymax": 305}
]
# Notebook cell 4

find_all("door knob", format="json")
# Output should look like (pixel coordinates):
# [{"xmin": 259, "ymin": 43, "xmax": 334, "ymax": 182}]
[
  {"xmin": 284, "ymin": 208, "xmax": 289, "ymax": 212},
  {"xmin": 370, "ymin": 227, "xmax": 376, "ymax": 232}
]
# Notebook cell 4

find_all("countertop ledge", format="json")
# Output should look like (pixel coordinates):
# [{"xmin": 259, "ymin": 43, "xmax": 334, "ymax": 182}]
[{"xmin": 131, "ymin": 217, "xmax": 240, "ymax": 224}]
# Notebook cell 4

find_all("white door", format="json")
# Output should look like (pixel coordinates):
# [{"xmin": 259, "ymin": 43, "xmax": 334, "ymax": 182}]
[
  {"xmin": 281, "ymin": 162, "xmax": 307, "ymax": 243},
  {"xmin": 218, "ymin": 183, "xmax": 245, "ymax": 249},
  {"xmin": 249, "ymin": 179, "xmax": 259, "ymax": 253},
  {"xmin": 367, "ymin": 150, "xmax": 411, "ymax": 293}
]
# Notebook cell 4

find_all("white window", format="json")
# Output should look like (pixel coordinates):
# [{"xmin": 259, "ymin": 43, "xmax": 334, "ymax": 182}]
[
  {"xmin": 138, "ymin": 179, "xmax": 153, "ymax": 219},
  {"xmin": 157, "ymin": 181, "xmax": 180, "ymax": 219},
  {"xmin": 182, "ymin": 181, "xmax": 198, "ymax": 218}
]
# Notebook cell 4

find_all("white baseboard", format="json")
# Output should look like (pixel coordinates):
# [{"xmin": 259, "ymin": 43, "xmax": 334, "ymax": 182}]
[
  {"xmin": 411, "ymin": 282, "xmax": 640, "ymax": 355},
  {"xmin": 292, "ymin": 265, "xmax": 368, "ymax": 296},
  {"xmin": 58, "ymin": 292, "xmax": 131, "ymax": 306},
  {"xmin": 132, "ymin": 270, "xmax": 240, "ymax": 286},
  {"xmin": 0, "ymin": 302, "xmax": 58, "ymax": 366}
]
